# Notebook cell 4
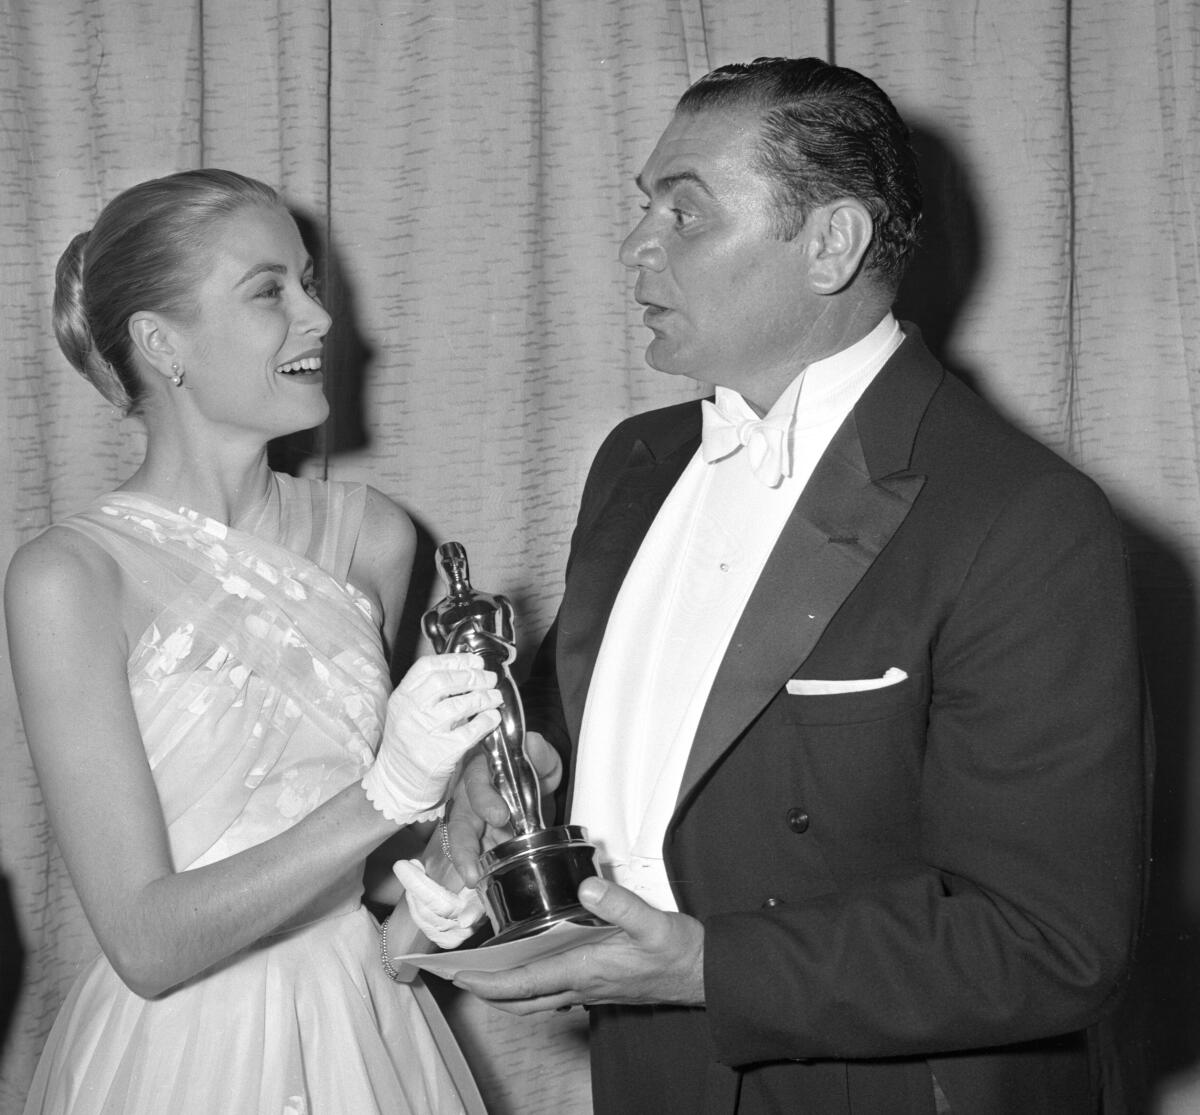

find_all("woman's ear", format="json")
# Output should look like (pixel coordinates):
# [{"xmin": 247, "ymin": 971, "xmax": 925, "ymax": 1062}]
[
  {"xmin": 127, "ymin": 312, "xmax": 179, "ymax": 382},
  {"xmin": 806, "ymin": 199, "xmax": 874, "ymax": 295}
]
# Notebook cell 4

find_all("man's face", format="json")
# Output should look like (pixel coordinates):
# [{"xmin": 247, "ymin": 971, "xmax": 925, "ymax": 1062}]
[{"xmin": 620, "ymin": 106, "xmax": 824, "ymax": 409}]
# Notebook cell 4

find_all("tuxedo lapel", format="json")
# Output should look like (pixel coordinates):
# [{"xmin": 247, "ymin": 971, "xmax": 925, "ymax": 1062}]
[
  {"xmin": 675, "ymin": 334, "xmax": 942, "ymax": 811},
  {"xmin": 556, "ymin": 411, "xmax": 702, "ymax": 745},
  {"xmin": 675, "ymin": 415, "xmax": 925, "ymax": 809}
]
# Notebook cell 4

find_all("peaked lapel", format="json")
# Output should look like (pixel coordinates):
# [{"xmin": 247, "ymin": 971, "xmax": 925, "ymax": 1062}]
[{"xmin": 674, "ymin": 332, "xmax": 944, "ymax": 812}]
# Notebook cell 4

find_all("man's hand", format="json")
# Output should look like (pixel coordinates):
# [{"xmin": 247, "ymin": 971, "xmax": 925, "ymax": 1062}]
[
  {"xmin": 452, "ymin": 876, "xmax": 705, "ymax": 1014},
  {"xmin": 444, "ymin": 730, "xmax": 562, "ymax": 887}
]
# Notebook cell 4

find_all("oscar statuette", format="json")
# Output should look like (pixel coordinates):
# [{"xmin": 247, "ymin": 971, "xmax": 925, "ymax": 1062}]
[{"xmin": 424, "ymin": 542, "xmax": 605, "ymax": 943}]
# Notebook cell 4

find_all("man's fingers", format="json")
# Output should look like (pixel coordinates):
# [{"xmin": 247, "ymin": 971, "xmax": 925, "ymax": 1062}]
[
  {"xmin": 461, "ymin": 753, "xmax": 513, "ymax": 828},
  {"xmin": 445, "ymin": 764, "xmax": 498, "ymax": 884},
  {"xmin": 577, "ymin": 877, "xmax": 653, "ymax": 938},
  {"xmin": 454, "ymin": 958, "xmax": 575, "ymax": 1003},
  {"xmin": 524, "ymin": 731, "xmax": 563, "ymax": 794},
  {"xmin": 474, "ymin": 991, "xmax": 578, "ymax": 1017}
]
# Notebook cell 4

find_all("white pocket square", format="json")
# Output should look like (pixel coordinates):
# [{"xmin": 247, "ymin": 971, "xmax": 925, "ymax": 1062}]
[{"xmin": 786, "ymin": 667, "xmax": 908, "ymax": 696}]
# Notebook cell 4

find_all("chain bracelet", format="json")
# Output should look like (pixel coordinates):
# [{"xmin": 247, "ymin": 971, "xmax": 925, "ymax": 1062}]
[{"xmin": 379, "ymin": 916, "xmax": 405, "ymax": 982}]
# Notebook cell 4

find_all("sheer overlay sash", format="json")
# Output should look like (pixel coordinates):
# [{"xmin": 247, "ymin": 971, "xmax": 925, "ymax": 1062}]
[{"xmin": 58, "ymin": 479, "xmax": 388, "ymax": 871}]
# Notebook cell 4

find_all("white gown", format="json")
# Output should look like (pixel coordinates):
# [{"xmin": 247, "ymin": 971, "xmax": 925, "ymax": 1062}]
[{"xmin": 23, "ymin": 475, "xmax": 484, "ymax": 1115}]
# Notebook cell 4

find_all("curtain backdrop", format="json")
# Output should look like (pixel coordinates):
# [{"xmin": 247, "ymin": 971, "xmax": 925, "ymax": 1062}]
[{"xmin": 1, "ymin": 1, "xmax": 1197, "ymax": 1112}]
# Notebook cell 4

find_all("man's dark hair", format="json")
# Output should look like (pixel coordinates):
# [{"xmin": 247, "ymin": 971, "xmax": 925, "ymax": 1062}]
[{"xmin": 677, "ymin": 56, "xmax": 922, "ymax": 286}]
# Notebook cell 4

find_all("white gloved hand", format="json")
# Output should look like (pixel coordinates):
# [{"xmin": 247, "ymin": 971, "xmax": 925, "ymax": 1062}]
[
  {"xmin": 362, "ymin": 653, "xmax": 501, "ymax": 826},
  {"xmin": 393, "ymin": 859, "xmax": 486, "ymax": 948}
]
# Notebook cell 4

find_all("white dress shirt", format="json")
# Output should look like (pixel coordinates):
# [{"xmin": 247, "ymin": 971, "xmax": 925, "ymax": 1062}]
[{"xmin": 569, "ymin": 315, "xmax": 902, "ymax": 911}]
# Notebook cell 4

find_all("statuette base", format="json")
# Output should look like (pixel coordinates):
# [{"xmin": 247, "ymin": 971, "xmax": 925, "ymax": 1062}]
[{"xmin": 477, "ymin": 825, "xmax": 606, "ymax": 944}]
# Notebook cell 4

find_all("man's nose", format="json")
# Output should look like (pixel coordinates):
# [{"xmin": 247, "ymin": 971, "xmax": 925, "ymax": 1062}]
[{"xmin": 618, "ymin": 222, "xmax": 666, "ymax": 271}]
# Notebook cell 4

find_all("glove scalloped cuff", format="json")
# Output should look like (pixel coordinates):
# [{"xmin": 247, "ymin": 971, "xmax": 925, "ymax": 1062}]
[{"xmin": 361, "ymin": 767, "xmax": 447, "ymax": 827}]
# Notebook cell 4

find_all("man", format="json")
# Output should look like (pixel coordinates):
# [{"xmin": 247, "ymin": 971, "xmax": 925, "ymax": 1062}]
[{"xmin": 447, "ymin": 56, "xmax": 1148, "ymax": 1114}]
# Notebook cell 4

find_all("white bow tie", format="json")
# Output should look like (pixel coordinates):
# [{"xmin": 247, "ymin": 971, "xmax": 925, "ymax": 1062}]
[{"xmin": 700, "ymin": 398, "xmax": 794, "ymax": 487}]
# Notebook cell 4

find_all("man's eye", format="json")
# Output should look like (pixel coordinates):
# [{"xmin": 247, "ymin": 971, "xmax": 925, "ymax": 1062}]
[
  {"xmin": 637, "ymin": 202, "xmax": 695, "ymax": 224},
  {"xmin": 303, "ymin": 276, "xmax": 322, "ymax": 300}
]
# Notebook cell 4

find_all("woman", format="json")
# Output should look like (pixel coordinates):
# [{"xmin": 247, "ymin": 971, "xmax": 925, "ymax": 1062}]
[{"xmin": 6, "ymin": 169, "xmax": 498, "ymax": 1113}]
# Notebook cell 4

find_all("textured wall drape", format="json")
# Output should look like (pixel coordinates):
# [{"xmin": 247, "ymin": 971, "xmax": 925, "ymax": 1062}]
[{"xmin": 1, "ymin": 1, "xmax": 1197, "ymax": 1112}]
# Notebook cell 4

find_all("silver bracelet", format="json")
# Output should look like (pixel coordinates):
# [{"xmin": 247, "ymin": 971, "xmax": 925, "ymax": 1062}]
[
  {"xmin": 439, "ymin": 819, "xmax": 453, "ymax": 860},
  {"xmin": 379, "ymin": 916, "xmax": 405, "ymax": 982}
]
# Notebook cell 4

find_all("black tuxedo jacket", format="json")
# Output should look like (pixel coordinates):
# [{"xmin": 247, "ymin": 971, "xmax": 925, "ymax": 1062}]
[{"xmin": 523, "ymin": 331, "xmax": 1149, "ymax": 1115}]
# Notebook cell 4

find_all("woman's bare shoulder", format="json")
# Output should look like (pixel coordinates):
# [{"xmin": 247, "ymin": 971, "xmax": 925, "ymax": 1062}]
[
  {"xmin": 350, "ymin": 486, "xmax": 416, "ymax": 642},
  {"xmin": 8, "ymin": 522, "xmax": 121, "ymax": 592},
  {"xmin": 5, "ymin": 522, "xmax": 128, "ymax": 632}
]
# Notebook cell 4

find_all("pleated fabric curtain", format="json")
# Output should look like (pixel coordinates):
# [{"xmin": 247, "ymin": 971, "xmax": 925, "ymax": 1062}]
[{"xmin": 1, "ymin": 1, "xmax": 1197, "ymax": 1112}]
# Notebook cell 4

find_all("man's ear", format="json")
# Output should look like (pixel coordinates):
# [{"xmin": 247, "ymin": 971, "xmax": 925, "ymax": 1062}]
[
  {"xmin": 128, "ymin": 312, "xmax": 179, "ymax": 380},
  {"xmin": 806, "ymin": 200, "xmax": 874, "ymax": 295}
]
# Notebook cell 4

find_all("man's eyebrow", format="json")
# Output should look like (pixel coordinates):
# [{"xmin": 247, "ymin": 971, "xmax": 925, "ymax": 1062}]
[{"xmin": 634, "ymin": 170, "xmax": 714, "ymax": 197}]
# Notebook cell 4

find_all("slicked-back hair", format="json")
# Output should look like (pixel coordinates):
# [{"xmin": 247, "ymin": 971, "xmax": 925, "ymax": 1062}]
[
  {"xmin": 677, "ymin": 57, "xmax": 922, "ymax": 286},
  {"xmin": 53, "ymin": 169, "xmax": 281, "ymax": 414}
]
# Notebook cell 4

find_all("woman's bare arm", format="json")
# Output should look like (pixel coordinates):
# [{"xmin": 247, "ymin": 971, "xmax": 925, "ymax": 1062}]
[{"xmin": 5, "ymin": 523, "xmax": 487, "ymax": 998}]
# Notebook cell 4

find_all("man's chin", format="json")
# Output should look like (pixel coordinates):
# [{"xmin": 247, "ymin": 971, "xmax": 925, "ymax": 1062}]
[{"xmin": 644, "ymin": 343, "xmax": 698, "ymax": 381}]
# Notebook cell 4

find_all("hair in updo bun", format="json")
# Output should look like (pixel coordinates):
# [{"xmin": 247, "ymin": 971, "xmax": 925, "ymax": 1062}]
[
  {"xmin": 53, "ymin": 231, "xmax": 127, "ymax": 408},
  {"xmin": 52, "ymin": 169, "xmax": 280, "ymax": 415}
]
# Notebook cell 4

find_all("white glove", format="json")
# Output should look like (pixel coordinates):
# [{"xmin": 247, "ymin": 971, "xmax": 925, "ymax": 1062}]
[
  {"xmin": 393, "ymin": 859, "xmax": 485, "ymax": 948},
  {"xmin": 362, "ymin": 653, "xmax": 501, "ymax": 825}
]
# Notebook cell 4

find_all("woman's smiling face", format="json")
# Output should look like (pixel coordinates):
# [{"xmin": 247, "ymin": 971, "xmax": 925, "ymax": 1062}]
[{"xmin": 167, "ymin": 203, "xmax": 332, "ymax": 439}]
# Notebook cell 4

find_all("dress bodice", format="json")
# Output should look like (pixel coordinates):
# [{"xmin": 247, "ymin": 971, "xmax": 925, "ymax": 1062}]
[{"xmin": 58, "ymin": 474, "xmax": 389, "ymax": 870}]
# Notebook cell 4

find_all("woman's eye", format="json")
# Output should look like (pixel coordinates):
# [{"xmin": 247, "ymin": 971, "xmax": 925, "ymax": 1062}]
[{"xmin": 256, "ymin": 282, "xmax": 282, "ymax": 299}]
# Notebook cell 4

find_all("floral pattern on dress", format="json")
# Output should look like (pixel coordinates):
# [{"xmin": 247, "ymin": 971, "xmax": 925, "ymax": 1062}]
[
  {"xmin": 81, "ymin": 486, "xmax": 389, "ymax": 870},
  {"xmin": 29, "ymin": 479, "xmax": 480, "ymax": 1115}
]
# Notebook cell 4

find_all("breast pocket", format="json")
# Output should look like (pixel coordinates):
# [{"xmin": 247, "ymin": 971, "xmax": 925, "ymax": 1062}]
[
  {"xmin": 777, "ymin": 669, "xmax": 928, "ymax": 727},
  {"xmin": 752, "ymin": 670, "xmax": 931, "ymax": 876}
]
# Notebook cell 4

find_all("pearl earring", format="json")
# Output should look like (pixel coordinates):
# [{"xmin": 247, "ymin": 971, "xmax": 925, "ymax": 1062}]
[{"xmin": 170, "ymin": 362, "xmax": 184, "ymax": 387}]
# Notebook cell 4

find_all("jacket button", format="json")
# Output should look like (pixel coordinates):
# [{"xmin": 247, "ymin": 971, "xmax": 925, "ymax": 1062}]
[
  {"xmin": 762, "ymin": 897, "xmax": 785, "ymax": 909},
  {"xmin": 786, "ymin": 807, "xmax": 810, "ymax": 834}
]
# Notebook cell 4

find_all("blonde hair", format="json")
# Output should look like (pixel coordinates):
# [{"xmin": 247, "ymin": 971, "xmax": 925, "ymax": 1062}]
[{"xmin": 53, "ymin": 169, "xmax": 280, "ymax": 413}]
